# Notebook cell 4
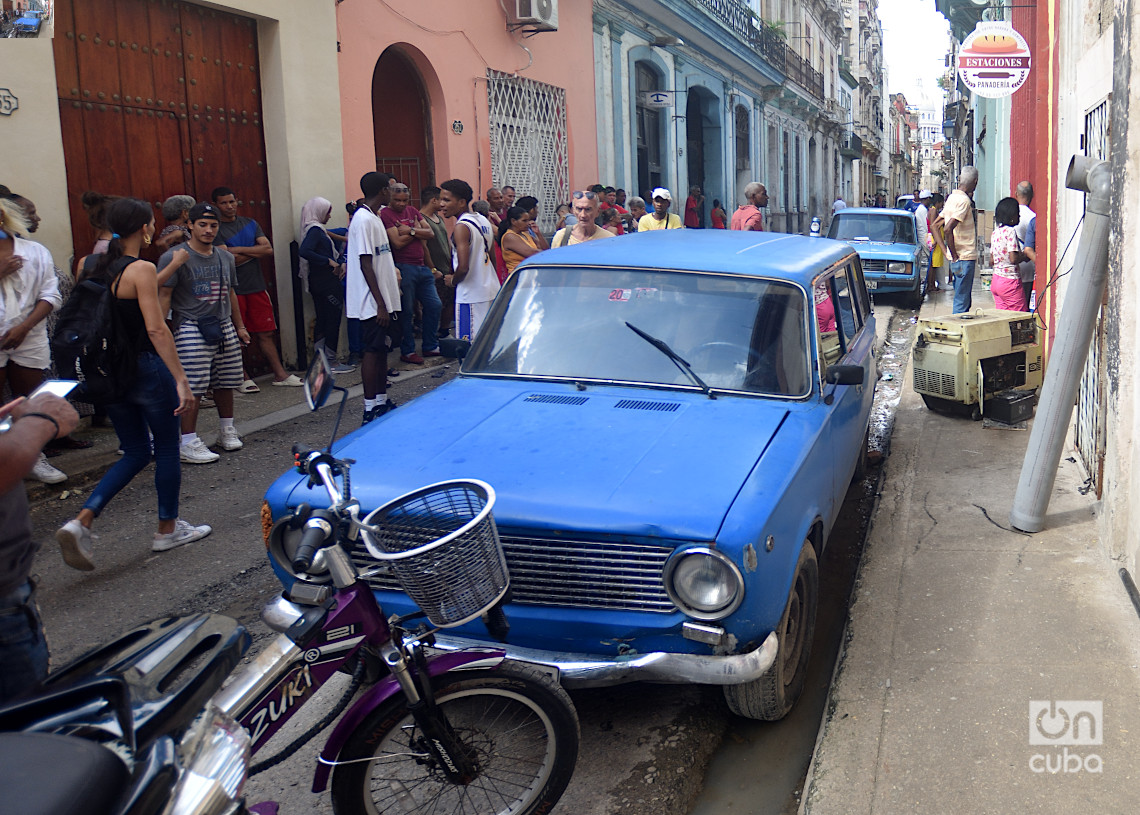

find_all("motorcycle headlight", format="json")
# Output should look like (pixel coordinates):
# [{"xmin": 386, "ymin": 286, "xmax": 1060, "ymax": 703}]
[
  {"xmin": 167, "ymin": 707, "xmax": 251, "ymax": 815},
  {"xmin": 887, "ymin": 261, "xmax": 911, "ymax": 274},
  {"xmin": 664, "ymin": 547, "xmax": 744, "ymax": 620}
]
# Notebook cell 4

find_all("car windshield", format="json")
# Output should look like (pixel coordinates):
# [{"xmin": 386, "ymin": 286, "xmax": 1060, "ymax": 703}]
[
  {"xmin": 828, "ymin": 214, "xmax": 915, "ymax": 244},
  {"xmin": 465, "ymin": 266, "xmax": 811, "ymax": 397}
]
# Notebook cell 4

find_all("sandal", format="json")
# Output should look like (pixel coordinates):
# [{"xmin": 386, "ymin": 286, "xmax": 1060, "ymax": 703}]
[
  {"xmin": 387, "ymin": 368, "xmax": 400, "ymax": 377},
  {"xmin": 238, "ymin": 379, "xmax": 260, "ymax": 394}
]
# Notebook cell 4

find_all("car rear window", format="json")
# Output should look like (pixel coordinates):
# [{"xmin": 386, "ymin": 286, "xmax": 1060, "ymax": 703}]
[
  {"xmin": 465, "ymin": 266, "xmax": 811, "ymax": 397},
  {"xmin": 828, "ymin": 214, "xmax": 915, "ymax": 244}
]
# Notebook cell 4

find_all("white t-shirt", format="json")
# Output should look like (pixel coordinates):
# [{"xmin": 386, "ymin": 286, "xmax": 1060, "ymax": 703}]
[
  {"xmin": 1016, "ymin": 204, "xmax": 1036, "ymax": 283},
  {"xmin": 913, "ymin": 203, "xmax": 929, "ymax": 253},
  {"xmin": 832, "ymin": 198, "xmax": 847, "ymax": 214},
  {"xmin": 453, "ymin": 213, "xmax": 501, "ymax": 305},
  {"xmin": 346, "ymin": 205, "xmax": 401, "ymax": 320},
  {"xmin": 1, "ymin": 237, "xmax": 60, "ymax": 350}
]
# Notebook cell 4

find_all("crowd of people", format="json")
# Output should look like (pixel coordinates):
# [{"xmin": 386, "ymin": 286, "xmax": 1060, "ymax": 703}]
[{"xmin": 896, "ymin": 172, "xmax": 1036, "ymax": 315}]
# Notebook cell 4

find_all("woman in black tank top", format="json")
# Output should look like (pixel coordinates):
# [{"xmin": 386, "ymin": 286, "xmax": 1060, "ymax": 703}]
[{"xmin": 55, "ymin": 199, "xmax": 211, "ymax": 572}]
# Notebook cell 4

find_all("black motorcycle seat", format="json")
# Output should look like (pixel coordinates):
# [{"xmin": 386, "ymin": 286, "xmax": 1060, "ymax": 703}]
[{"xmin": 0, "ymin": 731, "xmax": 128, "ymax": 815}]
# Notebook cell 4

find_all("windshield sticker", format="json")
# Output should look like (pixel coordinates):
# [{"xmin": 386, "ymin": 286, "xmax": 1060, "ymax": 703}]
[{"xmin": 609, "ymin": 288, "xmax": 659, "ymax": 302}]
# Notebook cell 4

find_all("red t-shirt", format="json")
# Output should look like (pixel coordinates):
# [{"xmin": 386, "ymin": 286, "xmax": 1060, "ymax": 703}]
[
  {"xmin": 684, "ymin": 196, "xmax": 700, "ymax": 228},
  {"xmin": 599, "ymin": 202, "xmax": 629, "ymax": 235},
  {"xmin": 380, "ymin": 205, "xmax": 425, "ymax": 265}
]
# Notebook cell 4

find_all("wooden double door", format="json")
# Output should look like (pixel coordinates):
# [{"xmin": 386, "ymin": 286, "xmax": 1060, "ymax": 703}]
[{"xmin": 53, "ymin": 0, "xmax": 272, "ymax": 278}]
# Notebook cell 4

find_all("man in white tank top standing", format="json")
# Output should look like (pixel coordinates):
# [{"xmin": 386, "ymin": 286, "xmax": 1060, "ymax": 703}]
[{"xmin": 440, "ymin": 179, "xmax": 501, "ymax": 342}]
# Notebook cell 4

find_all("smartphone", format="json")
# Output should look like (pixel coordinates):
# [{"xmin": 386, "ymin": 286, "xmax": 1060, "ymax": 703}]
[
  {"xmin": 0, "ymin": 380, "xmax": 79, "ymax": 432},
  {"xmin": 31, "ymin": 379, "xmax": 79, "ymax": 399}
]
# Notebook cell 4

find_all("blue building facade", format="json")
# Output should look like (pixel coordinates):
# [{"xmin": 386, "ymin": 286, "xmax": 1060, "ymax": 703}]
[{"xmin": 593, "ymin": 0, "xmax": 849, "ymax": 233}]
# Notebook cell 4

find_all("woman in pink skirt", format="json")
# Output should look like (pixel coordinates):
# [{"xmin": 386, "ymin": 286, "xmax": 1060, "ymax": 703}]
[{"xmin": 990, "ymin": 197, "xmax": 1027, "ymax": 311}]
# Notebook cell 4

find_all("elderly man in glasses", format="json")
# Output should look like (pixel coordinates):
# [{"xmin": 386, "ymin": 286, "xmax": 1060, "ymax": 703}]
[{"xmin": 551, "ymin": 191, "xmax": 616, "ymax": 248}]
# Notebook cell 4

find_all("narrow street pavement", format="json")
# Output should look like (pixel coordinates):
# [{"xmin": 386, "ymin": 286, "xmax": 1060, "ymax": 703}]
[{"xmin": 28, "ymin": 297, "xmax": 910, "ymax": 815}]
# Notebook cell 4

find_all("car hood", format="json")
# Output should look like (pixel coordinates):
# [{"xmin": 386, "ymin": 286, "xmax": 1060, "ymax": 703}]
[
  {"xmin": 843, "ymin": 241, "xmax": 919, "ymax": 260},
  {"xmin": 279, "ymin": 379, "xmax": 790, "ymax": 541}
]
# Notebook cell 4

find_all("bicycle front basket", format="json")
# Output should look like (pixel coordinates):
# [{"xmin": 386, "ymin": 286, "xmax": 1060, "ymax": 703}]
[{"xmin": 360, "ymin": 480, "xmax": 508, "ymax": 628}]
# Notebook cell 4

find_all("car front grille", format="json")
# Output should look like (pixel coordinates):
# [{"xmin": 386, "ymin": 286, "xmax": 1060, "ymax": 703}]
[
  {"xmin": 861, "ymin": 259, "xmax": 887, "ymax": 274},
  {"xmin": 350, "ymin": 535, "xmax": 677, "ymax": 614}
]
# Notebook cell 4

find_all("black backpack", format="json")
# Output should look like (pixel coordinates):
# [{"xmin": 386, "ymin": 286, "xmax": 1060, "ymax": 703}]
[{"xmin": 51, "ymin": 257, "xmax": 138, "ymax": 405}]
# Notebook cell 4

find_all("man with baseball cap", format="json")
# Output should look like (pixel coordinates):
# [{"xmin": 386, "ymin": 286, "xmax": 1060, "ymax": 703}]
[
  {"xmin": 158, "ymin": 201, "xmax": 251, "ymax": 464},
  {"xmin": 638, "ymin": 188, "xmax": 683, "ymax": 231}
]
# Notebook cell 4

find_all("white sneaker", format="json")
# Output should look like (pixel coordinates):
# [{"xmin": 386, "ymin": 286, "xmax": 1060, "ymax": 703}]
[
  {"xmin": 152, "ymin": 519, "xmax": 212, "ymax": 552},
  {"xmin": 30, "ymin": 453, "xmax": 67, "ymax": 484},
  {"xmin": 219, "ymin": 426, "xmax": 243, "ymax": 451},
  {"xmin": 271, "ymin": 374, "xmax": 303, "ymax": 387},
  {"xmin": 180, "ymin": 438, "xmax": 220, "ymax": 464},
  {"xmin": 56, "ymin": 519, "xmax": 96, "ymax": 571}
]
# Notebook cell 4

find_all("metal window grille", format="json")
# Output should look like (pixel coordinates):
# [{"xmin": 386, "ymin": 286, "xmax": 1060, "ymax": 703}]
[
  {"xmin": 487, "ymin": 70, "xmax": 569, "ymax": 234},
  {"xmin": 1074, "ymin": 97, "xmax": 1111, "ymax": 497}
]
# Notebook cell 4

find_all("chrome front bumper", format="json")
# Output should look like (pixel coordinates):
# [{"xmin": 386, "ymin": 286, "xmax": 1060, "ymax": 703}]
[{"xmin": 430, "ymin": 632, "xmax": 779, "ymax": 689}]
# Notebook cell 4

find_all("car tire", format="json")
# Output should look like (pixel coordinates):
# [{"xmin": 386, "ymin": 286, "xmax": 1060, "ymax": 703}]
[
  {"xmin": 908, "ymin": 280, "xmax": 924, "ymax": 309},
  {"xmin": 723, "ymin": 540, "xmax": 819, "ymax": 721}
]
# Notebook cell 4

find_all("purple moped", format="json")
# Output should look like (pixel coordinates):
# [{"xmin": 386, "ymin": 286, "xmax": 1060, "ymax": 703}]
[{"xmin": 217, "ymin": 343, "xmax": 580, "ymax": 814}]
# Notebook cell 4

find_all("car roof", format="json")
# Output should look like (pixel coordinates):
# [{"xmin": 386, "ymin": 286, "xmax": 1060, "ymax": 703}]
[
  {"xmin": 523, "ymin": 230, "xmax": 856, "ymax": 286},
  {"xmin": 835, "ymin": 207, "xmax": 915, "ymax": 217}
]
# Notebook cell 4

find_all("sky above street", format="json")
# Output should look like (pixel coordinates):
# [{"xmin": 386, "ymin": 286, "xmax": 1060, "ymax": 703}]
[{"xmin": 878, "ymin": 0, "xmax": 952, "ymax": 112}]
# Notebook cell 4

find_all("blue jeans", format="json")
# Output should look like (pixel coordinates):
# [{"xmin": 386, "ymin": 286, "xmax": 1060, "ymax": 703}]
[
  {"xmin": 84, "ymin": 352, "xmax": 182, "ymax": 522},
  {"xmin": 0, "ymin": 581, "xmax": 48, "ymax": 704},
  {"xmin": 950, "ymin": 259, "xmax": 975, "ymax": 314},
  {"xmin": 396, "ymin": 263, "xmax": 442, "ymax": 356}
]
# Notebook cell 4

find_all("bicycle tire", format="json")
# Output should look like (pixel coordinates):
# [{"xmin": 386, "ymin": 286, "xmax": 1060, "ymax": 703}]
[{"xmin": 330, "ymin": 660, "xmax": 579, "ymax": 815}]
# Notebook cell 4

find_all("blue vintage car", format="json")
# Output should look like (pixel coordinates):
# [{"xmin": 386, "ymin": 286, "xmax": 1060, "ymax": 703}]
[
  {"xmin": 828, "ymin": 207, "xmax": 925, "ymax": 306},
  {"xmin": 264, "ymin": 230, "xmax": 877, "ymax": 720},
  {"xmin": 15, "ymin": 9, "xmax": 42, "ymax": 35}
]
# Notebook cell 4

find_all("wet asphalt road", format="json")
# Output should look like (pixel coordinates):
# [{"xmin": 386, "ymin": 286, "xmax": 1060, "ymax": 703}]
[{"xmin": 25, "ymin": 294, "xmax": 917, "ymax": 814}]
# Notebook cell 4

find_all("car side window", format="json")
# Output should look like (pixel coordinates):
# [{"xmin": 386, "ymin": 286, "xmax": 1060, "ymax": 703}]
[
  {"xmin": 832, "ymin": 267, "xmax": 862, "ymax": 350},
  {"xmin": 847, "ymin": 259, "xmax": 872, "ymax": 318}
]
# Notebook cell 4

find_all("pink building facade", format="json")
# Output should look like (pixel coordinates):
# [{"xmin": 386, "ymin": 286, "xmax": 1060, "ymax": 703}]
[{"xmin": 336, "ymin": 1, "xmax": 598, "ymax": 233}]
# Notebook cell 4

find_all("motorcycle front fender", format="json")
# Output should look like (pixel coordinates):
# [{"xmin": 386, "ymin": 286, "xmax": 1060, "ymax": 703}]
[{"xmin": 311, "ymin": 648, "xmax": 504, "ymax": 792}]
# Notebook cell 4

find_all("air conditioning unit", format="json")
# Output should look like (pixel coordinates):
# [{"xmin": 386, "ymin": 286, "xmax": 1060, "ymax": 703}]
[
  {"xmin": 509, "ymin": 0, "xmax": 558, "ymax": 31},
  {"xmin": 911, "ymin": 309, "xmax": 1042, "ymax": 420}
]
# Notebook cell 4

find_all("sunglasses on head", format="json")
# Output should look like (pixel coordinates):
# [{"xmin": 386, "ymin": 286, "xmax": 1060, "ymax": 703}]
[{"xmin": 572, "ymin": 191, "xmax": 598, "ymax": 200}]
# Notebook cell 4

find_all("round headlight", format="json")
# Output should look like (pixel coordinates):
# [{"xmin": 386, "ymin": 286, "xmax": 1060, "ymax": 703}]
[{"xmin": 664, "ymin": 548, "xmax": 744, "ymax": 619}]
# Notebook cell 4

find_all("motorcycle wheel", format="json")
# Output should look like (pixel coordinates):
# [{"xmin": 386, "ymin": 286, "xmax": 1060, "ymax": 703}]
[{"xmin": 330, "ymin": 660, "xmax": 579, "ymax": 815}]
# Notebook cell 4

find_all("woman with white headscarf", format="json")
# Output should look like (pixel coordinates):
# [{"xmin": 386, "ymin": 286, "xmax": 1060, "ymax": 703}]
[{"xmin": 298, "ymin": 196, "xmax": 352, "ymax": 373}]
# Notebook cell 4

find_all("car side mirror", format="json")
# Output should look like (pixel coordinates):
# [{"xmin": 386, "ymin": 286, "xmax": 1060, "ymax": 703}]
[
  {"xmin": 439, "ymin": 337, "xmax": 471, "ymax": 360},
  {"xmin": 825, "ymin": 364, "xmax": 865, "ymax": 386}
]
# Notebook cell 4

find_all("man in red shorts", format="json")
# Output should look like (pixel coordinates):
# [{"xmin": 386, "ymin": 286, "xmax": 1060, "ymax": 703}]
[{"xmin": 212, "ymin": 186, "xmax": 301, "ymax": 390}]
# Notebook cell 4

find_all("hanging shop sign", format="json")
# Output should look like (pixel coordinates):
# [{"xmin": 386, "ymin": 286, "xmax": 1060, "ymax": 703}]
[
  {"xmin": 957, "ymin": 22, "xmax": 1031, "ymax": 98},
  {"xmin": 641, "ymin": 91, "xmax": 673, "ymax": 109}
]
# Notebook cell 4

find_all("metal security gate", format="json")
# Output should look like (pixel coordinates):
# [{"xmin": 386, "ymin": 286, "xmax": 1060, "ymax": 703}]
[
  {"xmin": 1075, "ymin": 97, "xmax": 1110, "ymax": 496},
  {"xmin": 486, "ymin": 70, "xmax": 568, "ymax": 234}
]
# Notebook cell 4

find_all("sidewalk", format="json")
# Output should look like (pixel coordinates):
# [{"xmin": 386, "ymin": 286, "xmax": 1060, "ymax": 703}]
[
  {"xmin": 25, "ymin": 356, "xmax": 449, "ymax": 504},
  {"xmin": 801, "ymin": 284, "xmax": 1140, "ymax": 813}
]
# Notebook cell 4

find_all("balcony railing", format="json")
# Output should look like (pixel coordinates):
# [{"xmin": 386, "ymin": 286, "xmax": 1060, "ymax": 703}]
[
  {"xmin": 784, "ymin": 47, "xmax": 825, "ymax": 99},
  {"xmin": 686, "ymin": 0, "xmax": 823, "ymax": 99}
]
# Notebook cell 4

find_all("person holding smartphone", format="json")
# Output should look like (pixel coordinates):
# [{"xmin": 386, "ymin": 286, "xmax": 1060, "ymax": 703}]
[
  {"xmin": 55, "ymin": 198, "xmax": 210, "ymax": 572},
  {"xmin": 0, "ymin": 391, "xmax": 79, "ymax": 703}
]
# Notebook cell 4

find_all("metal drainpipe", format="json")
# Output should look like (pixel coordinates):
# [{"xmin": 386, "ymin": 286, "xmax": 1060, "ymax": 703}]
[{"xmin": 1010, "ymin": 155, "xmax": 1111, "ymax": 532}]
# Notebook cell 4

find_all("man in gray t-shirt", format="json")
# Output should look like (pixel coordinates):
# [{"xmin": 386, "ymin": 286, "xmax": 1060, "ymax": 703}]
[
  {"xmin": 158, "ymin": 202, "xmax": 251, "ymax": 465},
  {"xmin": 159, "ymin": 241, "xmax": 238, "ymax": 327}
]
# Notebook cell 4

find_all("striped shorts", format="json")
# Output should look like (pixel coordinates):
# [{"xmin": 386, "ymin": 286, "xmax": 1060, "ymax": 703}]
[{"xmin": 174, "ymin": 319, "xmax": 243, "ymax": 396}]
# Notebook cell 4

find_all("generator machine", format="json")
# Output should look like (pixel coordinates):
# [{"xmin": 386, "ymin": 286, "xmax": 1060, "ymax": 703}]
[{"xmin": 911, "ymin": 309, "xmax": 1043, "ymax": 420}]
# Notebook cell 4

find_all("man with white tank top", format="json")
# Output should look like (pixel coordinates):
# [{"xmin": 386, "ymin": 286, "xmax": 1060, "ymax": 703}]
[{"xmin": 440, "ymin": 179, "xmax": 501, "ymax": 342}]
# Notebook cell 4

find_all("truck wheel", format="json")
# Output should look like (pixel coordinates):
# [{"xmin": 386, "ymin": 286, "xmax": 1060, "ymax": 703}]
[{"xmin": 723, "ymin": 540, "xmax": 818, "ymax": 720}]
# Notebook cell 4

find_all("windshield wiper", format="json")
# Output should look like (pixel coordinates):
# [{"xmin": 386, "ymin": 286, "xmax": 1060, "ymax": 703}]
[{"xmin": 625, "ymin": 321, "xmax": 715, "ymax": 399}]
